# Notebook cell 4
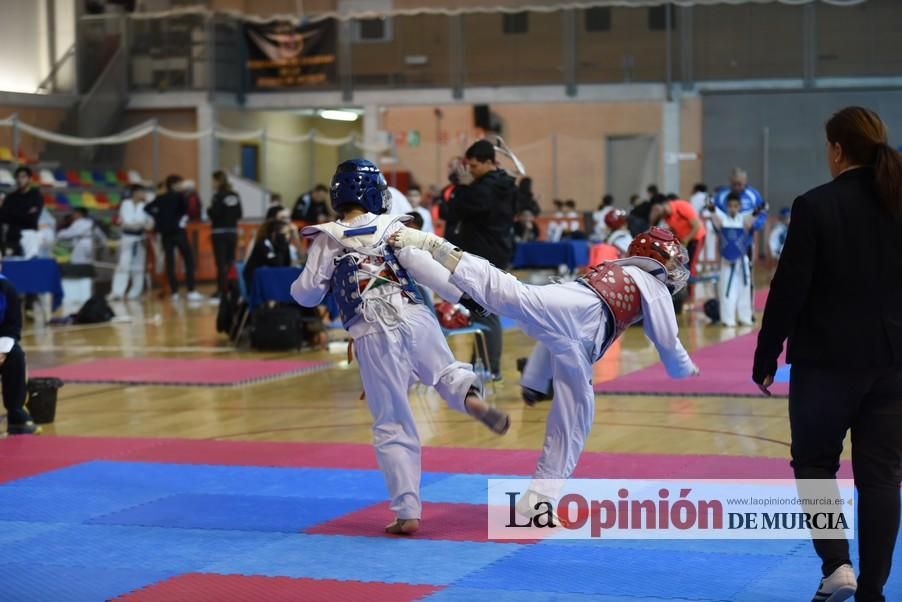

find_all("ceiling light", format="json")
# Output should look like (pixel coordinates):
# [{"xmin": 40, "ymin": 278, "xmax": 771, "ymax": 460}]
[{"xmin": 320, "ymin": 109, "xmax": 359, "ymax": 122}]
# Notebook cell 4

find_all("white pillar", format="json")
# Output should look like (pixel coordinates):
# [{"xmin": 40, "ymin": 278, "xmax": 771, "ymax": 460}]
[
  {"xmin": 662, "ymin": 100, "xmax": 680, "ymax": 196},
  {"xmin": 197, "ymin": 101, "xmax": 217, "ymax": 205},
  {"xmin": 362, "ymin": 103, "xmax": 380, "ymax": 163}
]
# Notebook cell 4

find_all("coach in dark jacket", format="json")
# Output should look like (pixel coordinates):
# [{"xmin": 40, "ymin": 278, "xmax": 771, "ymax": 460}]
[
  {"xmin": 145, "ymin": 175, "xmax": 200, "ymax": 300},
  {"xmin": 1, "ymin": 167, "xmax": 44, "ymax": 256},
  {"xmin": 443, "ymin": 139, "xmax": 517, "ymax": 379},
  {"xmin": 753, "ymin": 107, "xmax": 902, "ymax": 602}
]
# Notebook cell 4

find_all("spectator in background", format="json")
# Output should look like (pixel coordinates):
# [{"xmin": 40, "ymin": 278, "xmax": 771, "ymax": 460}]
[
  {"xmin": 592, "ymin": 194, "xmax": 616, "ymax": 242},
  {"xmin": 208, "ymin": 171, "xmax": 243, "ymax": 299},
  {"xmin": 561, "ymin": 200, "xmax": 585, "ymax": 239},
  {"xmin": 110, "ymin": 184, "xmax": 150, "ymax": 300},
  {"xmin": 145, "ymin": 175, "xmax": 203, "ymax": 302},
  {"xmin": 769, "ymin": 207, "xmax": 791, "ymax": 259},
  {"xmin": 437, "ymin": 157, "xmax": 466, "ymax": 241},
  {"xmin": 514, "ymin": 210, "xmax": 540, "ymax": 243},
  {"xmin": 407, "ymin": 187, "xmax": 433, "ymax": 233},
  {"xmin": 629, "ymin": 193, "xmax": 663, "ymax": 237},
  {"xmin": 57, "ymin": 208, "xmax": 106, "ymax": 266},
  {"xmin": 690, "ymin": 183, "xmax": 709, "ymax": 214},
  {"xmin": 243, "ymin": 219, "xmax": 292, "ymax": 293},
  {"xmin": 36, "ymin": 208, "xmax": 55, "ymax": 258},
  {"xmin": 0, "ymin": 166, "xmax": 43, "ymax": 256},
  {"xmin": 268, "ymin": 193, "xmax": 284, "ymax": 212},
  {"xmin": 516, "ymin": 177, "xmax": 541, "ymax": 215},
  {"xmin": 652, "ymin": 196, "xmax": 706, "ymax": 275},
  {"xmin": 443, "ymin": 139, "xmax": 517, "ymax": 381},
  {"xmin": 0, "ymin": 263, "xmax": 39, "ymax": 434},
  {"xmin": 291, "ymin": 184, "xmax": 330, "ymax": 222},
  {"xmin": 629, "ymin": 194, "xmax": 641, "ymax": 208},
  {"xmin": 182, "ymin": 180, "xmax": 202, "ymax": 222},
  {"xmin": 690, "ymin": 183, "xmax": 717, "ymax": 268},
  {"xmin": 405, "ymin": 211, "xmax": 425, "ymax": 231},
  {"xmin": 604, "ymin": 209, "xmax": 632, "ymax": 256}
]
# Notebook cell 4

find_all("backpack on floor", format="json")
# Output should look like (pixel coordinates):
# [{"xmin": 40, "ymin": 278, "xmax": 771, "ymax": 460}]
[
  {"xmin": 73, "ymin": 295, "xmax": 114, "ymax": 324},
  {"xmin": 704, "ymin": 298, "xmax": 720, "ymax": 323},
  {"xmin": 250, "ymin": 304, "xmax": 304, "ymax": 350}
]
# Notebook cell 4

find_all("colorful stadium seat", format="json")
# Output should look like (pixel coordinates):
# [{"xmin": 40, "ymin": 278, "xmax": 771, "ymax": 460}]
[
  {"xmin": 0, "ymin": 148, "xmax": 14, "ymax": 162},
  {"xmin": 65, "ymin": 170, "xmax": 82, "ymax": 187},
  {"xmin": 67, "ymin": 192, "xmax": 84, "ymax": 208}
]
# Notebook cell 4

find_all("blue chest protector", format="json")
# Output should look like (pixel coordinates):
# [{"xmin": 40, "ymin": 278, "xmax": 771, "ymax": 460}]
[
  {"xmin": 719, "ymin": 227, "xmax": 753, "ymax": 263},
  {"xmin": 307, "ymin": 217, "xmax": 424, "ymax": 329}
]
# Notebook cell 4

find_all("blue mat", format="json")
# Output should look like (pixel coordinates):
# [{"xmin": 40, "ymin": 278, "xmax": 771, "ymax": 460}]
[
  {"xmin": 13, "ymin": 461, "xmax": 445, "ymax": 500},
  {"xmin": 0, "ymin": 485, "xmax": 165, "ymax": 523},
  {"xmin": 205, "ymin": 533, "xmax": 520, "ymax": 586},
  {"xmin": 3, "ymin": 460, "xmax": 902, "ymax": 600},
  {"xmin": 455, "ymin": 544, "xmax": 786, "ymax": 599},
  {"xmin": 0, "ymin": 563, "xmax": 175, "ymax": 602},
  {"xmin": 89, "ymin": 493, "xmax": 373, "ymax": 533},
  {"xmin": 13, "ymin": 523, "xmax": 290, "ymax": 572}
]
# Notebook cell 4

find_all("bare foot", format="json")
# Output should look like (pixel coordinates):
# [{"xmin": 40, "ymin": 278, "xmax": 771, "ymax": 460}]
[{"xmin": 385, "ymin": 518, "xmax": 420, "ymax": 535}]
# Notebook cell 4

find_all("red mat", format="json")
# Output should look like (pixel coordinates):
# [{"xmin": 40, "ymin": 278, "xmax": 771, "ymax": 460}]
[
  {"xmin": 115, "ymin": 573, "xmax": 441, "ymax": 601},
  {"xmin": 30, "ymin": 358, "xmax": 333, "ymax": 387},
  {"xmin": 594, "ymin": 331, "xmax": 789, "ymax": 398},
  {"xmin": 754, "ymin": 287, "xmax": 769, "ymax": 311},
  {"xmin": 306, "ymin": 501, "xmax": 539, "ymax": 543}
]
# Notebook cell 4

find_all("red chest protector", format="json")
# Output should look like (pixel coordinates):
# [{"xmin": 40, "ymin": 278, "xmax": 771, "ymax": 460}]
[{"xmin": 578, "ymin": 261, "xmax": 643, "ymax": 342}]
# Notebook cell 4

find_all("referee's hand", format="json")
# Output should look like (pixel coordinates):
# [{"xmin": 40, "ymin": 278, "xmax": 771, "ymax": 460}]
[{"xmin": 757, "ymin": 374, "xmax": 774, "ymax": 397}]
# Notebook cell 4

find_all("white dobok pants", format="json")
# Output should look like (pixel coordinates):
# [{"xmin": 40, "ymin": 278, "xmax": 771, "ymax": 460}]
[
  {"xmin": 111, "ymin": 234, "xmax": 147, "ymax": 298},
  {"xmin": 400, "ymin": 249, "xmax": 609, "ymax": 496},
  {"xmin": 354, "ymin": 302, "xmax": 476, "ymax": 519},
  {"xmin": 718, "ymin": 257, "xmax": 752, "ymax": 326}
]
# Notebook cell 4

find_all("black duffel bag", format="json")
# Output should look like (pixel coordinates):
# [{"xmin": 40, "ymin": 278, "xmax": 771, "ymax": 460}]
[{"xmin": 250, "ymin": 304, "xmax": 304, "ymax": 350}]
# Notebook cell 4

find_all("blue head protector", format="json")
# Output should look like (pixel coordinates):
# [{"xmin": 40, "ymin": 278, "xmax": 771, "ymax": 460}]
[{"xmin": 330, "ymin": 159, "xmax": 392, "ymax": 215}]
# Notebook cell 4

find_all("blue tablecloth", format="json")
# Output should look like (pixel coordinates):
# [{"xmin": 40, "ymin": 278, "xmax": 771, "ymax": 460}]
[
  {"xmin": 2, "ymin": 258, "xmax": 64, "ymax": 310},
  {"xmin": 512, "ymin": 241, "xmax": 590, "ymax": 271},
  {"xmin": 250, "ymin": 266, "xmax": 338, "ymax": 318}
]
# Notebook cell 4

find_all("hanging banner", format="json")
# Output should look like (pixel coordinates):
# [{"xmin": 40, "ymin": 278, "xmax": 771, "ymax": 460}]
[{"xmin": 244, "ymin": 19, "xmax": 337, "ymax": 89}]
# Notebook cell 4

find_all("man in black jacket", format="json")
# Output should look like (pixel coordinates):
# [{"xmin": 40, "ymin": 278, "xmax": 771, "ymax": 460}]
[
  {"xmin": 1, "ymin": 167, "xmax": 44, "ymax": 256},
  {"xmin": 145, "ymin": 175, "xmax": 202, "ymax": 302},
  {"xmin": 0, "ymin": 270, "xmax": 39, "ymax": 434},
  {"xmin": 443, "ymin": 139, "xmax": 517, "ymax": 380}
]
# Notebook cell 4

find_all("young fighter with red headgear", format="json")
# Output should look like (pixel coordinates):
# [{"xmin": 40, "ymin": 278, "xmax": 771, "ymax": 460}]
[{"xmin": 389, "ymin": 224, "xmax": 699, "ymax": 514}]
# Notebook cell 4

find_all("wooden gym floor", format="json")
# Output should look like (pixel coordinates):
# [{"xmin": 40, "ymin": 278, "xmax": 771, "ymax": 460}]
[{"xmin": 22, "ymin": 273, "xmax": 797, "ymax": 462}]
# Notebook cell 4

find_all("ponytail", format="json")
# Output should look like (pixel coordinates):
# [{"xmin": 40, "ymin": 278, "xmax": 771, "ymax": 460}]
[{"xmin": 874, "ymin": 143, "xmax": 902, "ymax": 220}]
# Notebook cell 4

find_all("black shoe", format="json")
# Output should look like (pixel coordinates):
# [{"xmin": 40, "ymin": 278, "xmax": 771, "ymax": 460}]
[{"xmin": 8, "ymin": 421, "xmax": 42, "ymax": 435}]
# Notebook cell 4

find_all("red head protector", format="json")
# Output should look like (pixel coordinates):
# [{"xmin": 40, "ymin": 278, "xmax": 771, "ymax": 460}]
[
  {"xmin": 604, "ymin": 209, "xmax": 627, "ymax": 231},
  {"xmin": 626, "ymin": 227, "xmax": 690, "ymax": 293},
  {"xmin": 435, "ymin": 302, "xmax": 472, "ymax": 330}
]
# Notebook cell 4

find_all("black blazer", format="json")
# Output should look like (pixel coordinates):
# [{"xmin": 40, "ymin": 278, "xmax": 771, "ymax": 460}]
[{"xmin": 753, "ymin": 167, "xmax": 902, "ymax": 382}]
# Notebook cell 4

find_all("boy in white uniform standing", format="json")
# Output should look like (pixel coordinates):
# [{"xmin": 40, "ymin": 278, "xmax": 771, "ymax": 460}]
[
  {"xmin": 291, "ymin": 159, "xmax": 509, "ymax": 535},
  {"xmin": 111, "ymin": 184, "xmax": 151, "ymax": 300},
  {"xmin": 712, "ymin": 191, "xmax": 758, "ymax": 327},
  {"xmin": 390, "ymin": 225, "xmax": 699, "ymax": 509}
]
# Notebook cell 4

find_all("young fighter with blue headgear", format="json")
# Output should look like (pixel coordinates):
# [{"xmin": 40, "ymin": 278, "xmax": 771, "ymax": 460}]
[{"xmin": 290, "ymin": 159, "xmax": 510, "ymax": 535}]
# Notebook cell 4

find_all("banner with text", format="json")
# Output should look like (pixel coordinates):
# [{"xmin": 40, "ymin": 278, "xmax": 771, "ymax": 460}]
[
  {"xmin": 488, "ymin": 479, "xmax": 855, "ymax": 540},
  {"xmin": 244, "ymin": 19, "xmax": 336, "ymax": 89}
]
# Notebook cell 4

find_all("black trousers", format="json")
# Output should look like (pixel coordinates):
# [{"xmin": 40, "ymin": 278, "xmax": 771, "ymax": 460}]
[
  {"xmin": 472, "ymin": 312, "xmax": 502, "ymax": 377},
  {"xmin": 211, "ymin": 231, "xmax": 238, "ymax": 296},
  {"xmin": 161, "ymin": 231, "xmax": 196, "ymax": 293},
  {"xmin": 2, "ymin": 344, "xmax": 29, "ymax": 424},
  {"xmin": 789, "ymin": 365, "xmax": 902, "ymax": 602}
]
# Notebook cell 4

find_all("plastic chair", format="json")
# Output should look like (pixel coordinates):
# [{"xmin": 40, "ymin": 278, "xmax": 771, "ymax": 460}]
[
  {"xmin": 442, "ymin": 322, "xmax": 496, "ymax": 396},
  {"xmin": 65, "ymin": 169, "xmax": 81, "ymax": 187},
  {"xmin": 230, "ymin": 261, "xmax": 253, "ymax": 346},
  {"xmin": 0, "ymin": 147, "xmax": 14, "ymax": 162},
  {"xmin": 0, "ymin": 168, "xmax": 14, "ymax": 187}
]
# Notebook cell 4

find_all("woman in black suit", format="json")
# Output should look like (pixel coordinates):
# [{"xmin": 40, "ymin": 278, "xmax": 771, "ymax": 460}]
[{"xmin": 754, "ymin": 106, "xmax": 902, "ymax": 602}]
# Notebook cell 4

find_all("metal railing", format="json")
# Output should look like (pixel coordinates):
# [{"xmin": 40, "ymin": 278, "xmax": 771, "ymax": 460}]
[{"xmin": 36, "ymin": 44, "xmax": 77, "ymax": 94}]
